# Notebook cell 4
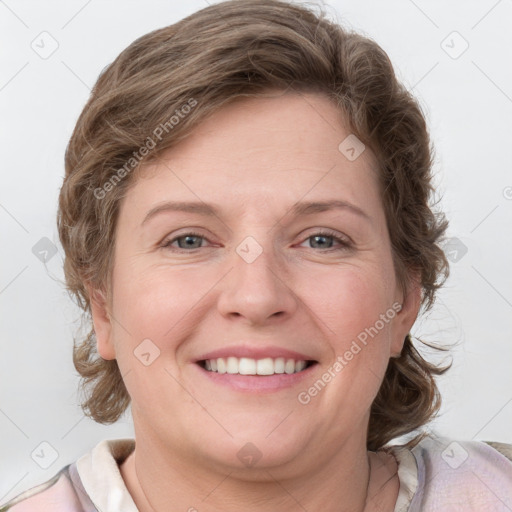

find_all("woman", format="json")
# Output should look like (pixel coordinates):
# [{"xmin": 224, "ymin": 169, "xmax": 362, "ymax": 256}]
[{"xmin": 2, "ymin": 0, "xmax": 511, "ymax": 510}]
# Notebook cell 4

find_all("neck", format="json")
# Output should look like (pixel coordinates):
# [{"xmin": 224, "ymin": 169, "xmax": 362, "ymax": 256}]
[{"xmin": 119, "ymin": 433, "xmax": 399, "ymax": 512}]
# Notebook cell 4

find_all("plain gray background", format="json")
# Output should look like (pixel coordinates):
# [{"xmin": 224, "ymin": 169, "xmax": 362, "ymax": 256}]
[{"xmin": 1, "ymin": 0, "xmax": 511, "ymax": 503}]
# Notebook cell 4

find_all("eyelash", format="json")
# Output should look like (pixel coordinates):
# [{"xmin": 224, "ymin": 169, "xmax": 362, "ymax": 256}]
[{"xmin": 160, "ymin": 229, "xmax": 352, "ymax": 253}]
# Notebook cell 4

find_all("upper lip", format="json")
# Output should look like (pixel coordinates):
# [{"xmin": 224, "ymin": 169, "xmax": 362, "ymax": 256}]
[{"xmin": 195, "ymin": 345, "xmax": 318, "ymax": 363}]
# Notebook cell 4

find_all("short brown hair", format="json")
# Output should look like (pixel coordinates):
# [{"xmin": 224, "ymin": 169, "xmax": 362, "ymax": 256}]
[{"xmin": 58, "ymin": 0, "xmax": 452, "ymax": 451}]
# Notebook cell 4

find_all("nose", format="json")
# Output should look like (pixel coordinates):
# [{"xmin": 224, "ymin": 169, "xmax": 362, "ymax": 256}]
[{"xmin": 216, "ymin": 236, "xmax": 299, "ymax": 326}]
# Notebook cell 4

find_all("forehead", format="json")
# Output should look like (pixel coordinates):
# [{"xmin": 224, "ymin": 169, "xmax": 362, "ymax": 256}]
[{"xmin": 124, "ymin": 91, "xmax": 382, "ymax": 222}]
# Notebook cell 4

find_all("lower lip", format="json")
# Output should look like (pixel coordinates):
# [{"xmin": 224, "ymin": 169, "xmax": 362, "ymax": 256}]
[{"xmin": 194, "ymin": 363, "xmax": 318, "ymax": 393}]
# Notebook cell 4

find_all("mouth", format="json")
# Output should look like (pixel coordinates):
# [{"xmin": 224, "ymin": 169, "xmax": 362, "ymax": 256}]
[
  {"xmin": 193, "ymin": 346, "xmax": 319, "ymax": 392},
  {"xmin": 198, "ymin": 357, "xmax": 317, "ymax": 376}
]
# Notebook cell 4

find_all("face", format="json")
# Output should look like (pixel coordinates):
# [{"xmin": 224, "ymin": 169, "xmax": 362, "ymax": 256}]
[{"xmin": 90, "ymin": 90, "xmax": 420, "ymax": 475}]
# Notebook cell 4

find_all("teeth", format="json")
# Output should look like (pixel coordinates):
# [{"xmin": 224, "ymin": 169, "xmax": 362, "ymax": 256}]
[
  {"xmin": 284, "ymin": 359, "xmax": 295, "ymax": 374},
  {"xmin": 295, "ymin": 360, "xmax": 306, "ymax": 372},
  {"xmin": 217, "ymin": 358, "xmax": 227, "ymax": 374},
  {"xmin": 239, "ymin": 357, "xmax": 256, "ymax": 375},
  {"xmin": 226, "ymin": 356, "xmax": 238, "ymax": 374},
  {"xmin": 201, "ymin": 356, "xmax": 310, "ymax": 375},
  {"xmin": 274, "ymin": 357, "xmax": 285, "ymax": 374}
]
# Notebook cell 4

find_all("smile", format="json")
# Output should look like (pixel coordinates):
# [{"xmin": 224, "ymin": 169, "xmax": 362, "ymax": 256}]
[{"xmin": 199, "ymin": 357, "xmax": 316, "ymax": 375}]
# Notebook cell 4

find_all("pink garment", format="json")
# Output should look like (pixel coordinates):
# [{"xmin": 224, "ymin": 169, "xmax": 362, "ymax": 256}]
[{"xmin": 1, "ymin": 434, "xmax": 511, "ymax": 511}]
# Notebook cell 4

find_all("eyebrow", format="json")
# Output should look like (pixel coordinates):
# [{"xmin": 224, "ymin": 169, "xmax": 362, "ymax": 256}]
[{"xmin": 141, "ymin": 199, "xmax": 371, "ymax": 226}]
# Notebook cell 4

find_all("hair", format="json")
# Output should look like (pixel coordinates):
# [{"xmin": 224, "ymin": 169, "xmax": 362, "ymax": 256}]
[{"xmin": 57, "ymin": 0, "xmax": 452, "ymax": 451}]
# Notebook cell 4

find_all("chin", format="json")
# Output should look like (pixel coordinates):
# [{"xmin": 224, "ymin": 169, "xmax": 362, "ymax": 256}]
[{"xmin": 201, "ymin": 418, "xmax": 312, "ymax": 472}]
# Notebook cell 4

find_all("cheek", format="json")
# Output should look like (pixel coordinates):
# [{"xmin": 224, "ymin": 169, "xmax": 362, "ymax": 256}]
[
  {"xmin": 108, "ymin": 266, "xmax": 200, "ymax": 405},
  {"xmin": 313, "ymin": 271, "xmax": 394, "ymax": 401},
  {"xmin": 316, "ymin": 264, "xmax": 395, "ymax": 406},
  {"xmin": 314, "ymin": 263, "xmax": 394, "ymax": 342},
  {"xmin": 111, "ymin": 264, "xmax": 211, "ymax": 345}
]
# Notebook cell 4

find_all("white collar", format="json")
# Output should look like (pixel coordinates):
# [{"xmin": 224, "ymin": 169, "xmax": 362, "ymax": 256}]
[{"xmin": 76, "ymin": 438, "xmax": 138, "ymax": 512}]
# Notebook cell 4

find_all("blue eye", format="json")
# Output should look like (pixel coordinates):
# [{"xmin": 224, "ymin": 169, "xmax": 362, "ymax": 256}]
[
  {"xmin": 302, "ymin": 230, "xmax": 351, "ymax": 251},
  {"xmin": 161, "ymin": 230, "xmax": 352, "ymax": 252},
  {"xmin": 161, "ymin": 232, "xmax": 206, "ymax": 250}
]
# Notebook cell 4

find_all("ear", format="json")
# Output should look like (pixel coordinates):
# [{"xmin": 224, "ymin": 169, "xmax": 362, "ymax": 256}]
[
  {"xmin": 86, "ymin": 282, "xmax": 116, "ymax": 360},
  {"xmin": 390, "ymin": 271, "xmax": 422, "ymax": 358}
]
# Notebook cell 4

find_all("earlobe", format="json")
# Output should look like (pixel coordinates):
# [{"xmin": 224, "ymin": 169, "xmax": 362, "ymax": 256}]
[
  {"xmin": 86, "ymin": 283, "xmax": 116, "ymax": 360},
  {"xmin": 390, "ymin": 273, "xmax": 422, "ymax": 358}
]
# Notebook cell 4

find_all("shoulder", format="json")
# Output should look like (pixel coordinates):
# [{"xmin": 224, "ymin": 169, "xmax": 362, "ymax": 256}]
[
  {"xmin": 483, "ymin": 440, "xmax": 512, "ymax": 463},
  {"xmin": 0, "ymin": 438, "xmax": 136, "ymax": 512},
  {"xmin": 0, "ymin": 464, "xmax": 92, "ymax": 512},
  {"xmin": 389, "ymin": 434, "xmax": 512, "ymax": 512}
]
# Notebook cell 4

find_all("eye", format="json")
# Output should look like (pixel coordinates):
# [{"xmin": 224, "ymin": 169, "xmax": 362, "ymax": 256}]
[
  {"xmin": 299, "ymin": 230, "xmax": 352, "ymax": 251},
  {"xmin": 161, "ymin": 231, "xmax": 208, "ymax": 251},
  {"xmin": 160, "ymin": 229, "xmax": 352, "ymax": 252}
]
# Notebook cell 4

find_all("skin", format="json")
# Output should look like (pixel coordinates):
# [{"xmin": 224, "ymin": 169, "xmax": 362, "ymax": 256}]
[{"xmin": 88, "ymin": 90, "xmax": 421, "ymax": 512}]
